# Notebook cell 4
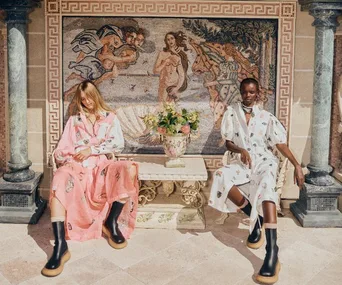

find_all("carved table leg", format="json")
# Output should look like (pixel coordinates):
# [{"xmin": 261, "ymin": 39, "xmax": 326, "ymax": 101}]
[
  {"xmin": 138, "ymin": 180, "xmax": 161, "ymax": 206},
  {"xmin": 175, "ymin": 181, "xmax": 206, "ymax": 209},
  {"xmin": 175, "ymin": 181, "xmax": 206, "ymax": 224}
]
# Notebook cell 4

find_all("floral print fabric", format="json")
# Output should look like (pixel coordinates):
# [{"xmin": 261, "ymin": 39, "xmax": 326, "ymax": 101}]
[
  {"xmin": 51, "ymin": 111, "xmax": 138, "ymax": 241},
  {"xmin": 209, "ymin": 102, "xmax": 287, "ymax": 232}
]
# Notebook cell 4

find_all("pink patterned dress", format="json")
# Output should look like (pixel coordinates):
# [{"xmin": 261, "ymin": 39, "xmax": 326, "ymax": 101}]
[{"xmin": 51, "ymin": 111, "xmax": 138, "ymax": 241}]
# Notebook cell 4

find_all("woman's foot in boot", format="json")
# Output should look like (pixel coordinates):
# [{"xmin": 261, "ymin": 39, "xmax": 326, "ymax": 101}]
[
  {"xmin": 240, "ymin": 200, "xmax": 264, "ymax": 249},
  {"xmin": 103, "ymin": 201, "xmax": 128, "ymax": 249},
  {"xmin": 41, "ymin": 221, "xmax": 71, "ymax": 277},
  {"xmin": 247, "ymin": 216, "xmax": 264, "ymax": 249},
  {"xmin": 256, "ymin": 225, "xmax": 281, "ymax": 284}
]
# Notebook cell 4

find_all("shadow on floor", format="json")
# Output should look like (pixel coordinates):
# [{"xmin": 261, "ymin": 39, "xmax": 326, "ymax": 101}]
[
  {"xmin": 27, "ymin": 210, "xmax": 54, "ymax": 259},
  {"xmin": 178, "ymin": 208, "xmax": 264, "ymax": 278}
]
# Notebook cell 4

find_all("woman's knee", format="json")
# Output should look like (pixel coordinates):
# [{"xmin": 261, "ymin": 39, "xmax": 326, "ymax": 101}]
[{"xmin": 50, "ymin": 197, "xmax": 66, "ymax": 216}]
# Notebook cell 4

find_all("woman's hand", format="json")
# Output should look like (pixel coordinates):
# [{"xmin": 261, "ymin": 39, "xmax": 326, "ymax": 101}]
[
  {"xmin": 240, "ymin": 149, "xmax": 252, "ymax": 168},
  {"xmin": 168, "ymin": 86, "xmax": 178, "ymax": 96},
  {"xmin": 73, "ymin": 148, "xmax": 91, "ymax": 162},
  {"xmin": 170, "ymin": 46, "xmax": 181, "ymax": 54},
  {"xmin": 294, "ymin": 164, "xmax": 305, "ymax": 189}
]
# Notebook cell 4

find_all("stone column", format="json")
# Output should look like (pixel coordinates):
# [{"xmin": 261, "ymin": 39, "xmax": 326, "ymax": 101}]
[
  {"xmin": 291, "ymin": 0, "xmax": 342, "ymax": 227},
  {"xmin": 0, "ymin": 0, "xmax": 46, "ymax": 224},
  {"xmin": 3, "ymin": 7, "xmax": 35, "ymax": 183},
  {"xmin": 306, "ymin": 4, "xmax": 341, "ymax": 186}
]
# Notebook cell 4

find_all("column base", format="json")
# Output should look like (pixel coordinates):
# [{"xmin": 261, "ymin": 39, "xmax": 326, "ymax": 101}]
[
  {"xmin": 0, "ymin": 172, "xmax": 47, "ymax": 224},
  {"xmin": 3, "ymin": 168, "xmax": 35, "ymax": 183},
  {"xmin": 305, "ymin": 168, "xmax": 334, "ymax": 186},
  {"xmin": 290, "ymin": 179, "xmax": 342, "ymax": 227}
]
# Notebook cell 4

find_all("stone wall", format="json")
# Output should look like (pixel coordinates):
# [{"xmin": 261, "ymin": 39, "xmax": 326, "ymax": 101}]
[
  {"xmin": 279, "ymin": 2, "xmax": 315, "ymax": 204},
  {"xmin": 1, "ymin": 1, "xmax": 339, "ymax": 205},
  {"xmin": 26, "ymin": 2, "xmax": 48, "ymax": 191}
]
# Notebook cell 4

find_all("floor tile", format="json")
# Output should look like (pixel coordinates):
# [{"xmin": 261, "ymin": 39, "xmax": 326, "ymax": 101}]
[
  {"xmin": 275, "ymin": 241, "xmax": 336, "ymax": 285},
  {"xmin": 94, "ymin": 270, "xmax": 145, "ymax": 285},
  {"xmin": 305, "ymin": 254, "xmax": 342, "ymax": 285},
  {"xmin": 54, "ymin": 253, "xmax": 120, "ymax": 285},
  {"xmin": 96, "ymin": 237, "xmax": 155, "ymax": 269},
  {"xmin": 126, "ymin": 239, "xmax": 212, "ymax": 285},
  {"xmin": 166, "ymin": 250, "xmax": 251, "ymax": 285}
]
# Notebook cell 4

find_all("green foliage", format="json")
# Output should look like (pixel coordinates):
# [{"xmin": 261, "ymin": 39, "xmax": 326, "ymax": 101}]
[
  {"xmin": 183, "ymin": 19, "xmax": 277, "ymax": 64},
  {"xmin": 143, "ymin": 103, "xmax": 199, "ymax": 136}
]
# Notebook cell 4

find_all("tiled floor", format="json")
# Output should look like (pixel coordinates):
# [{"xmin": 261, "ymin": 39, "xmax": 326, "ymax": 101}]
[{"xmin": 0, "ymin": 207, "xmax": 341, "ymax": 285}]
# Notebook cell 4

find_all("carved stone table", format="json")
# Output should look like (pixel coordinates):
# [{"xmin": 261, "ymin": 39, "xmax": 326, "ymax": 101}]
[{"xmin": 133, "ymin": 156, "xmax": 208, "ymax": 230}]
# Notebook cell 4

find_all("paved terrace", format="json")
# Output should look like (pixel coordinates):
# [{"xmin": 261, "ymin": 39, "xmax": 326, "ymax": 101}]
[{"xmin": 0, "ymin": 207, "xmax": 341, "ymax": 285}]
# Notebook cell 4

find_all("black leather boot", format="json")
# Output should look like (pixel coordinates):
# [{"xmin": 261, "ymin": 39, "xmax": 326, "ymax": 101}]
[
  {"xmin": 103, "ymin": 201, "xmax": 127, "ymax": 249},
  {"xmin": 240, "ymin": 200, "xmax": 264, "ymax": 249},
  {"xmin": 256, "ymin": 228, "xmax": 281, "ymax": 284},
  {"xmin": 41, "ymin": 221, "xmax": 71, "ymax": 277}
]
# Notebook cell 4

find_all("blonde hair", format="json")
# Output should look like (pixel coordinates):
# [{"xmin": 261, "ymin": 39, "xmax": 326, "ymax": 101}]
[{"xmin": 75, "ymin": 80, "xmax": 112, "ymax": 115}]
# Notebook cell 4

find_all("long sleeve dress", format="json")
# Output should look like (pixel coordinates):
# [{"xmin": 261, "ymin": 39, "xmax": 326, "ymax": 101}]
[
  {"xmin": 208, "ymin": 102, "xmax": 287, "ymax": 232},
  {"xmin": 51, "ymin": 111, "xmax": 138, "ymax": 241}
]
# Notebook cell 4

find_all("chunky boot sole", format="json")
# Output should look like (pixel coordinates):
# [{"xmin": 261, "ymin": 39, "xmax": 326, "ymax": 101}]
[
  {"xmin": 41, "ymin": 250, "xmax": 71, "ymax": 277},
  {"xmin": 256, "ymin": 261, "xmax": 281, "ymax": 284},
  {"xmin": 247, "ymin": 229, "xmax": 264, "ymax": 250},
  {"xmin": 102, "ymin": 225, "xmax": 128, "ymax": 249}
]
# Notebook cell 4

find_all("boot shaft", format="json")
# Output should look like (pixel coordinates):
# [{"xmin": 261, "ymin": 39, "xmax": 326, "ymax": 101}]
[
  {"xmin": 240, "ymin": 200, "xmax": 252, "ymax": 216},
  {"xmin": 265, "ymin": 228, "xmax": 278, "ymax": 254},
  {"xmin": 107, "ymin": 201, "xmax": 125, "ymax": 222},
  {"xmin": 52, "ymin": 221, "xmax": 66, "ymax": 244}
]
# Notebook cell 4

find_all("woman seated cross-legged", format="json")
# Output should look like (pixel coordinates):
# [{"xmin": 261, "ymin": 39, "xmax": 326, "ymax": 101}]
[
  {"xmin": 209, "ymin": 78, "xmax": 304, "ymax": 284},
  {"xmin": 41, "ymin": 80, "xmax": 139, "ymax": 277}
]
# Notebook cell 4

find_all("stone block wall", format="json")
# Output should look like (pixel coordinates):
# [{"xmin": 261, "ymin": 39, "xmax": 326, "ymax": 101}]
[
  {"xmin": 26, "ymin": 2, "xmax": 49, "ymax": 193},
  {"xmin": 281, "ymin": 2, "xmax": 315, "ymax": 204}
]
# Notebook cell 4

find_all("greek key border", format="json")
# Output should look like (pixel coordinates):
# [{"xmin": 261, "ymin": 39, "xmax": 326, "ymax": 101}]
[
  {"xmin": 46, "ymin": 0, "xmax": 296, "ymax": 155},
  {"xmin": 46, "ymin": 13, "xmax": 62, "ymax": 155}
]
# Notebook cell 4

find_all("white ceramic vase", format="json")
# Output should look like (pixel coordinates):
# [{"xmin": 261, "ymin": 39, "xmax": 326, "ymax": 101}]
[{"xmin": 162, "ymin": 134, "xmax": 188, "ymax": 168}]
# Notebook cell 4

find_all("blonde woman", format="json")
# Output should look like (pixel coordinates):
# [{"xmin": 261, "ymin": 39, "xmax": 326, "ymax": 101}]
[{"xmin": 42, "ymin": 80, "xmax": 139, "ymax": 277}]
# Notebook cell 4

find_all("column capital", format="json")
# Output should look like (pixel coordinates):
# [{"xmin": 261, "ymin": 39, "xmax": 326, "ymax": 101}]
[
  {"xmin": 299, "ymin": 1, "xmax": 342, "ymax": 30},
  {"xmin": 0, "ymin": 0, "xmax": 42, "ymax": 24}
]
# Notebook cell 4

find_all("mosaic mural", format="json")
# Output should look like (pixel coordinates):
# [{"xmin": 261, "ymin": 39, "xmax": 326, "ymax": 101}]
[{"xmin": 62, "ymin": 17, "xmax": 278, "ymax": 155}]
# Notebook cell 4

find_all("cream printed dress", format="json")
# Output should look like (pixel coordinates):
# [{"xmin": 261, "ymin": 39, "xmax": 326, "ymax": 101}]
[{"xmin": 209, "ymin": 102, "xmax": 287, "ymax": 231}]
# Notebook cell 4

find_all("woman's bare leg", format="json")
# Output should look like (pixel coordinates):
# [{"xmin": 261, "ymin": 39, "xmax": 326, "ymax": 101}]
[
  {"xmin": 41, "ymin": 196, "xmax": 69, "ymax": 277},
  {"xmin": 227, "ymin": 185, "xmax": 246, "ymax": 207},
  {"xmin": 50, "ymin": 197, "xmax": 66, "ymax": 222},
  {"xmin": 228, "ymin": 185, "xmax": 265, "ymax": 249},
  {"xmin": 262, "ymin": 201, "xmax": 277, "ymax": 224}
]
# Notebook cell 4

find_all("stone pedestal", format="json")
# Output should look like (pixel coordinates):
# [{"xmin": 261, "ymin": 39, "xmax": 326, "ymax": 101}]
[
  {"xmin": 0, "ymin": 0, "xmax": 45, "ymax": 223},
  {"xmin": 292, "ymin": 0, "xmax": 342, "ymax": 227},
  {"xmin": 125, "ymin": 155, "xmax": 208, "ymax": 229},
  {"xmin": 0, "ymin": 173, "xmax": 47, "ymax": 224},
  {"xmin": 290, "ymin": 179, "xmax": 342, "ymax": 227}
]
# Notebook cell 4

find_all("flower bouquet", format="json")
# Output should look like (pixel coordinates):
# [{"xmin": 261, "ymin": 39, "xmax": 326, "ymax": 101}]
[{"xmin": 143, "ymin": 103, "xmax": 199, "ymax": 167}]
